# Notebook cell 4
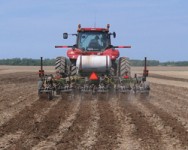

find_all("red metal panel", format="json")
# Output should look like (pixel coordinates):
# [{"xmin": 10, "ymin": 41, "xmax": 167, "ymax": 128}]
[{"xmin": 78, "ymin": 28, "xmax": 108, "ymax": 32}]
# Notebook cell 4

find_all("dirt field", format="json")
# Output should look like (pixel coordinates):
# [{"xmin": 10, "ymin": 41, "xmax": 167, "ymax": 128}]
[{"xmin": 0, "ymin": 66, "xmax": 188, "ymax": 150}]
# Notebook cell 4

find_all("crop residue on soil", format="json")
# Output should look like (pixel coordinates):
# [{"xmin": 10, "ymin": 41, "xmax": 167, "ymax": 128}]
[{"xmin": 0, "ymin": 68, "xmax": 188, "ymax": 150}]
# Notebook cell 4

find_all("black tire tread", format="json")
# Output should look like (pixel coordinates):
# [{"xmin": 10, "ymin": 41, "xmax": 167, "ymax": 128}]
[
  {"xmin": 118, "ymin": 57, "xmax": 131, "ymax": 77},
  {"xmin": 55, "ymin": 57, "xmax": 67, "ymax": 75}
]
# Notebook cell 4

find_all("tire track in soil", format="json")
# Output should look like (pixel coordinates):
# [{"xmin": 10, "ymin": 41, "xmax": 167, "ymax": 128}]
[
  {"xmin": 33, "ymin": 99, "xmax": 61, "ymax": 123},
  {"xmin": 0, "ymin": 72, "xmax": 37, "ymax": 84},
  {"xmin": 118, "ymin": 96, "xmax": 164, "ymax": 150},
  {"xmin": 0, "ymin": 97, "xmax": 61, "ymax": 149},
  {"xmin": 0, "ymin": 76, "xmax": 37, "ymax": 127},
  {"xmin": 0, "ymin": 98, "xmax": 51, "ymax": 149},
  {"xmin": 140, "ymin": 97, "xmax": 188, "ymax": 149},
  {"xmin": 150, "ymin": 84, "xmax": 188, "ymax": 130},
  {"xmin": 152, "ymin": 83, "xmax": 188, "ymax": 104},
  {"xmin": 0, "ymin": 131, "xmax": 23, "ymax": 150},
  {"xmin": 134, "ymin": 97, "xmax": 183, "ymax": 150},
  {"xmin": 32, "ymin": 98, "xmax": 81, "ymax": 150},
  {"xmin": 151, "ymin": 89, "xmax": 188, "ymax": 116},
  {"xmin": 0, "ymin": 84, "xmax": 36, "ymax": 105},
  {"xmin": 0, "ymin": 93, "xmax": 38, "ymax": 127},
  {"xmin": 109, "ymin": 97, "xmax": 141, "ymax": 150},
  {"xmin": 152, "ymin": 82, "xmax": 188, "ymax": 98},
  {"xmin": 0, "ymin": 97, "xmax": 59, "ymax": 150},
  {"xmin": 149, "ymin": 92, "xmax": 188, "ymax": 130},
  {"xmin": 76, "ymin": 98, "xmax": 99, "ymax": 150},
  {"xmin": 149, "ymin": 73, "xmax": 188, "ymax": 82},
  {"xmin": 150, "ymin": 84, "xmax": 188, "ymax": 129},
  {"xmin": 92, "ymin": 99, "xmax": 120, "ymax": 150},
  {"xmin": 56, "ymin": 98, "xmax": 93, "ymax": 150},
  {"xmin": 7, "ymin": 98, "xmax": 74, "ymax": 150}
]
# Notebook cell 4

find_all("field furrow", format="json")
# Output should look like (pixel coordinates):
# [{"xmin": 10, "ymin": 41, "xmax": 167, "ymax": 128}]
[
  {"xmin": 118, "ymin": 96, "xmax": 164, "ymax": 150},
  {"xmin": 32, "ymin": 98, "xmax": 81, "ymax": 150},
  {"xmin": 109, "ymin": 97, "xmax": 141, "ymax": 150},
  {"xmin": 1, "ymin": 68, "xmax": 188, "ymax": 149},
  {"xmin": 141, "ymin": 98, "xmax": 188, "ymax": 149},
  {"xmin": 0, "ymin": 131, "xmax": 23, "ymax": 150},
  {"xmin": 77, "ymin": 98, "xmax": 99, "ymax": 150},
  {"xmin": 56, "ymin": 98, "xmax": 93, "ymax": 149},
  {"xmin": 0, "ymin": 93, "xmax": 38, "ymax": 127},
  {"xmin": 92, "ymin": 99, "xmax": 120, "ymax": 150},
  {"xmin": 134, "ymin": 98, "xmax": 183, "ymax": 150},
  {"xmin": 6, "ymin": 97, "xmax": 75, "ymax": 149}
]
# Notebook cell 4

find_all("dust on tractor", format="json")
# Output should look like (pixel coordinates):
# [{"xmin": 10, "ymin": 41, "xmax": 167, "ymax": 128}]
[{"xmin": 38, "ymin": 24, "xmax": 150, "ymax": 100}]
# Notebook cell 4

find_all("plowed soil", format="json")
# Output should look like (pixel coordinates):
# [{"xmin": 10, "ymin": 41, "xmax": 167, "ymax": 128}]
[{"xmin": 0, "ymin": 66, "xmax": 188, "ymax": 150}]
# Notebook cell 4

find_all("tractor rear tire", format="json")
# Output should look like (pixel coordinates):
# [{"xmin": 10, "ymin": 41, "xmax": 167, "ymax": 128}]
[
  {"xmin": 110, "ymin": 61, "xmax": 117, "ymax": 76},
  {"xmin": 110, "ymin": 67, "xmax": 115, "ymax": 76},
  {"xmin": 70, "ymin": 65, "xmax": 77, "ymax": 76},
  {"xmin": 118, "ymin": 57, "xmax": 131, "ymax": 77},
  {"xmin": 55, "ymin": 57, "xmax": 67, "ymax": 77}
]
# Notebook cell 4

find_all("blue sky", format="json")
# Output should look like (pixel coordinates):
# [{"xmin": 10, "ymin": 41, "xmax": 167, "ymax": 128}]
[{"xmin": 0, "ymin": 0, "xmax": 187, "ymax": 61}]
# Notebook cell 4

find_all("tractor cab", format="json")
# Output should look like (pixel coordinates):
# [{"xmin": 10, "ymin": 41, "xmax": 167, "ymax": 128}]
[
  {"xmin": 62, "ymin": 24, "xmax": 116, "ymax": 52},
  {"xmin": 77, "ymin": 31, "xmax": 109, "ymax": 51},
  {"xmin": 76, "ymin": 24, "xmax": 115, "ymax": 52}
]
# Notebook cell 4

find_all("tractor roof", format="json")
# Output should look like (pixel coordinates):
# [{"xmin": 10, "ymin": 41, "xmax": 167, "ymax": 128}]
[{"xmin": 77, "ymin": 24, "xmax": 110, "ymax": 32}]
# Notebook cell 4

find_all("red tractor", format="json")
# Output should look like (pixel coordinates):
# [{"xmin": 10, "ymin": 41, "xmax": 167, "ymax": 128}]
[
  {"xmin": 55, "ymin": 24, "xmax": 131, "ymax": 78},
  {"xmin": 38, "ymin": 24, "xmax": 150, "ymax": 100}
]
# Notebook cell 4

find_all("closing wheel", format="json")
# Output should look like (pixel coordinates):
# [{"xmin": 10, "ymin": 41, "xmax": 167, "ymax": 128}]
[
  {"xmin": 38, "ymin": 90, "xmax": 42, "ymax": 99},
  {"xmin": 38, "ymin": 80, "xmax": 43, "ymax": 99},
  {"xmin": 47, "ymin": 91, "xmax": 53, "ymax": 100}
]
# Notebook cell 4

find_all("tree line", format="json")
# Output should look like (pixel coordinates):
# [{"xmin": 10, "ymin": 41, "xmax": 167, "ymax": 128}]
[
  {"xmin": 0, "ymin": 58, "xmax": 188, "ymax": 66},
  {"xmin": 126, "ymin": 59, "xmax": 188, "ymax": 66},
  {"xmin": 0, "ymin": 58, "xmax": 55, "ymax": 66}
]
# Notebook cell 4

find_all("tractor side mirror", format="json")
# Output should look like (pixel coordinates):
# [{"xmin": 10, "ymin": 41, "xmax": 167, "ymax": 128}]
[
  {"xmin": 113, "ymin": 32, "xmax": 116, "ymax": 38},
  {"xmin": 63, "ymin": 33, "xmax": 68, "ymax": 39}
]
